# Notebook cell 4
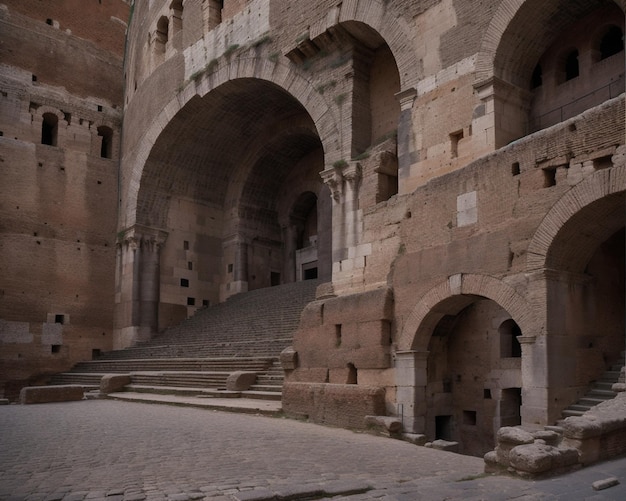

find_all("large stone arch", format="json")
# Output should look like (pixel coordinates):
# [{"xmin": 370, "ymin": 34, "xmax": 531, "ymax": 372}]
[
  {"xmin": 306, "ymin": 0, "xmax": 420, "ymax": 90},
  {"xmin": 475, "ymin": 0, "xmax": 626, "ymax": 87},
  {"xmin": 397, "ymin": 273, "xmax": 536, "ymax": 353},
  {"xmin": 121, "ymin": 54, "xmax": 341, "ymax": 229},
  {"xmin": 526, "ymin": 154, "xmax": 626, "ymax": 273}
]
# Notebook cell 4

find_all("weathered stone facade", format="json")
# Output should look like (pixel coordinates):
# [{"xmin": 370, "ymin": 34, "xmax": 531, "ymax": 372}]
[
  {"xmin": 0, "ymin": 1, "xmax": 129, "ymax": 399},
  {"xmin": 1, "ymin": 0, "xmax": 624, "ymax": 460}
]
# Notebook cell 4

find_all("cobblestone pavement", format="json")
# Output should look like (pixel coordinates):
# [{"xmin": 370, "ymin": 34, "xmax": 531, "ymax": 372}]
[{"xmin": 1, "ymin": 400, "xmax": 625, "ymax": 501}]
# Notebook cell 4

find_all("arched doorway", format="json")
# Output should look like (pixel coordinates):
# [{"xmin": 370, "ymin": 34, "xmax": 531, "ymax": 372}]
[
  {"xmin": 425, "ymin": 298, "xmax": 522, "ymax": 457},
  {"xmin": 395, "ymin": 274, "xmax": 534, "ymax": 448}
]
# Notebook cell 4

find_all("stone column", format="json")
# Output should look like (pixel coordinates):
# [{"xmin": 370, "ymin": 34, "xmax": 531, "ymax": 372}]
[
  {"xmin": 321, "ymin": 166, "xmax": 345, "ymax": 263},
  {"xmin": 342, "ymin": 162, "xmax": 362, "ymax": 250},
  {"xmin": 395, "ymin": 350, "xmax": 429, "ymax": 433},
  {"xmin": 114, "ymin": 225, "xmax": 167, "ymax": 350},
  {"xmin": 395, "ymin": 88, "xmax": 417, "ymax": 185}
]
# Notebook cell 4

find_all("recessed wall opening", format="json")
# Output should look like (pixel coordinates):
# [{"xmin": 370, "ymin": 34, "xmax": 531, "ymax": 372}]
[
  {"xmin": 92, "ymin": 349, "xmax": 101, "ymax": 359},
  {"xmin": 511, "ymin": 162, "xmax": 521, "ymax": 176},
  {"xmin": 462, "ymin": 410, "xmax": 477, "ymax": 425},
  {"xmin": 450, "ymin": 130, "xmax": 463, "ymax": 158},
  {"xmin": 97, "ymin": 126, "xmax": 113, "ymax": 159},
  {"xmin": 335, "ymin": 324, "xmax": 342, "ymax": 347},
  {"xmin": 543, "ymin": 167, "xmax": 557, "ymax": 188},
  {"xmin": 54, "ymin": 314, "xmax": 65, "ymax": 324},
  {"xmin": 500, "ymin": 388, "xmax": 522, "ymax": 427},
  {"xmin": 51, "ymin": 344, "xmax": 61, "ymax": 354},
  {"xmin": 155, "ymin": 16, "xmax": 169, "ymax": 51},
  {"xmin": 187, "ymin": 297, "xmax": 195, "ymax": 306},
  {"xmin": 564, "ymin": 50, "xmax": 580, "ymax": 81},
  {"xmin": 435, "ymin": 415, "xmax": 453, "ymax": 441},
  {"xmin": 593, "ymin": 155, "xmax": 612, "ymax": 170},
  {"xmin": 499, "ymin": 319, "xmax": 522, "ymax": 358},
  {"xmin": 303, "ymin": 265, "xmax": 318, "ymax": 280},
  {"xmin": 41, "ymin": 113, "xmax": 58, "ymax": 146},
  {"xmin": 180, "ymin": 278, "xmax": 189, "ymax": 287},
  {"xmin": 599, "ymin": 25, "xmax": 624, "ymax": 60},
  {"xmin": 346, "ymin": 363, "xmax": 357, "ymax": 384},
  {"xmin": 271, "ymin": 271, "xmax": 281, "ymax": 286}
]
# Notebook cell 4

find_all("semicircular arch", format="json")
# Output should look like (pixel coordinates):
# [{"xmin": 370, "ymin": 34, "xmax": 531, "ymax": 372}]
[
  {"xmin": 474, "ymin": 0, "xmax": 626, "ymax": 88},
  {"xmin": 308, "ymin": 0, "xmax": 420, "ymax": 89},
  {"xmin": 398, "ymin": 273, "xmax": 536, "ymax": 352},
  {"xmin": 122, "ymin": 56, "xmax": 340, "ymax": 229},
  {"xmin": 527, "ymin": 156, "xmax": 626, "ymax": 273}
]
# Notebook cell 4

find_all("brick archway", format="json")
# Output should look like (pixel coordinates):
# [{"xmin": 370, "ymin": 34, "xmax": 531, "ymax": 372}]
[
  {"xmin": 475, "ymin": 0, "xmax": 626, "ymax": 87},
  {"xmin": 304, "ymin": 0, "xmax": 421, "ymax": 90},
  {"xmin": 527, "ymin": 157, "xmax": 626, "ymax": 273},
  {"xmin": 121, "ymin": 56, "xmax": 339, "ymax": 229},
  {"xmin": 397, "ymin": 273, "xmax": 536, "ymax": 353}
]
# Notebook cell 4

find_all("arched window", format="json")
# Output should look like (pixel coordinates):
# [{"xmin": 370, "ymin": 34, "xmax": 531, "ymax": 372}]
[
  {"xmin": 565, "ymin": 50, "xmax": 579, "ymax": 81},
  {"xmin": 41, "ymin": 113, "xmax": 58, "ymax": 146},
  {"xmin": 599, "ymin": 25, "xmax": 624, "ymax": 60},
  {"xmin": 97, "ymin": 126, "xmax": 113, "ymax": 159},
  {"xmin": 155, "ymin": 16, "xmax": 169, "ymax": 52},
  {"xmin": 499, "ymin": 319, "xmax": 522, "ymax": 358}
]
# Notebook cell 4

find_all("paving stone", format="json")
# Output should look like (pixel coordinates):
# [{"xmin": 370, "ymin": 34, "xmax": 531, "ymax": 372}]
[
  {"xmin": 230, "ymin": 489, "xmax": 277, "ymax": 501},
  {"xmin": 1, "ymin": 401, "xmax": 626, "ymax": 501}
]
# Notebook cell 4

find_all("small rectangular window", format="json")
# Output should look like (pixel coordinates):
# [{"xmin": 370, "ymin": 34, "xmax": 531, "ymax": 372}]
[
  {"xmin": 183, "ymin": 240, "xmax": 189, "ymax": 250},
  {"xmin": 543, "ymin": 168, "xmax": 556, "ymax": 188},
  {"xmin": 54, "ymin": 314, "xmax": 65, "ymax": 324},
  {"xmin": 180, "ymin": 278, "xmax": 189, "ymax": 287},
  {"xmin": 450, "ymin": 130, "xmax": 464, "ymax": 158},
  {"xmin": 51, "ymin": 345, "xmax": 61, "ymax": 353},
  {"xmin": 187, "ymin": 297, "xmax": 195, "ymax": 306}
]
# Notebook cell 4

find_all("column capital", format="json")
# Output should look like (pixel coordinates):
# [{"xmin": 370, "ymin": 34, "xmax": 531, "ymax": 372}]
[
  {"xmin": 117, "ymin": 224, "xmax": 168, "ymax": 250},
  {"xmin": 321, "ymin": 167, "xmax": 343, "ymax": 202}
]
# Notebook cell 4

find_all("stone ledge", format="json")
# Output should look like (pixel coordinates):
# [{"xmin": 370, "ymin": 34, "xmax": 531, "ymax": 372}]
[{"xmin": 19, "ymin": 385, "xmax": 84, "ymax": 404}]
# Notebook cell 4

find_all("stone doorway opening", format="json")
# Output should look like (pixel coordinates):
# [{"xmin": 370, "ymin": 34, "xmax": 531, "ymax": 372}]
[{"xmin": 425, "ymin": 298, "xmax": 522, "ymax": 457}]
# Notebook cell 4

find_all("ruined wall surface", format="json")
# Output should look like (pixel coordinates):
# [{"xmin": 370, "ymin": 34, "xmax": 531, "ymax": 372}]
[{"xmin": 0, "ymin": 2, "xmax": 127, "ymax": 398}]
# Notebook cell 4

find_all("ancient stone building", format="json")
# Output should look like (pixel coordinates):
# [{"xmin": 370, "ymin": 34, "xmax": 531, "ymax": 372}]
[
  {"xmin": 1, "ymin": 0, "xmax": 625, "ymax": 458},
  {"xmin": 0, "ymin": 0, "xmax": 129, "ymax": 398}
]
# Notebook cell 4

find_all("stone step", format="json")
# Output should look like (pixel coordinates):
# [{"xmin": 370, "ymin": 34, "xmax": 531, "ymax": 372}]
[
  {"xmin": 249, "ymin": 384, "xmax": 282, "ymax": 392},
  {"xmin": 588, "ymin": 388, "xmax": 617, "ymax": 399},
  {"xmin": 562, "ymin": 409, "xmax": 585, "ymax": 418}
]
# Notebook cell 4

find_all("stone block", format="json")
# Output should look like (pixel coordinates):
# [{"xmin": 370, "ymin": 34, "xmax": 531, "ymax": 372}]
[
  {"xmin": 280, "ymin": 346, "xmax": 298, "ymax": 370},
  {"xmin": 429, "ymin": 440, "xmax": 459, "ymax": 452},
  {"xmin": 282, "ymin": 382, "xmax": 386, "ymax": 430},
  {"xmin": 100, "ymin": 374, "xmax": 131, "ymax": 394},
  {"xmin": 20, "ymin": 385, "xmax": 84, "ymax": 404},
  {"xmin": 364, "ymin": 415, "xmax": 402, "ymax": 434},
  {"xmin": 226, "ymin": 371, "xmax": 257, "ymax": 391},
  {"xmin": 592, "ymin": 477, "xmax": 620, "ymax": 491}
]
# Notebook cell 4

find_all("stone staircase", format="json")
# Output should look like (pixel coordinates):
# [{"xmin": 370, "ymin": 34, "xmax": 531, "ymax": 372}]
[
  {"xmin": 48, "ymin": 280, "xmax": 319, "ymax": 405},
  {"xmin": 560, "ymin": 359, "xmax": 624, "ymax": 419}
]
